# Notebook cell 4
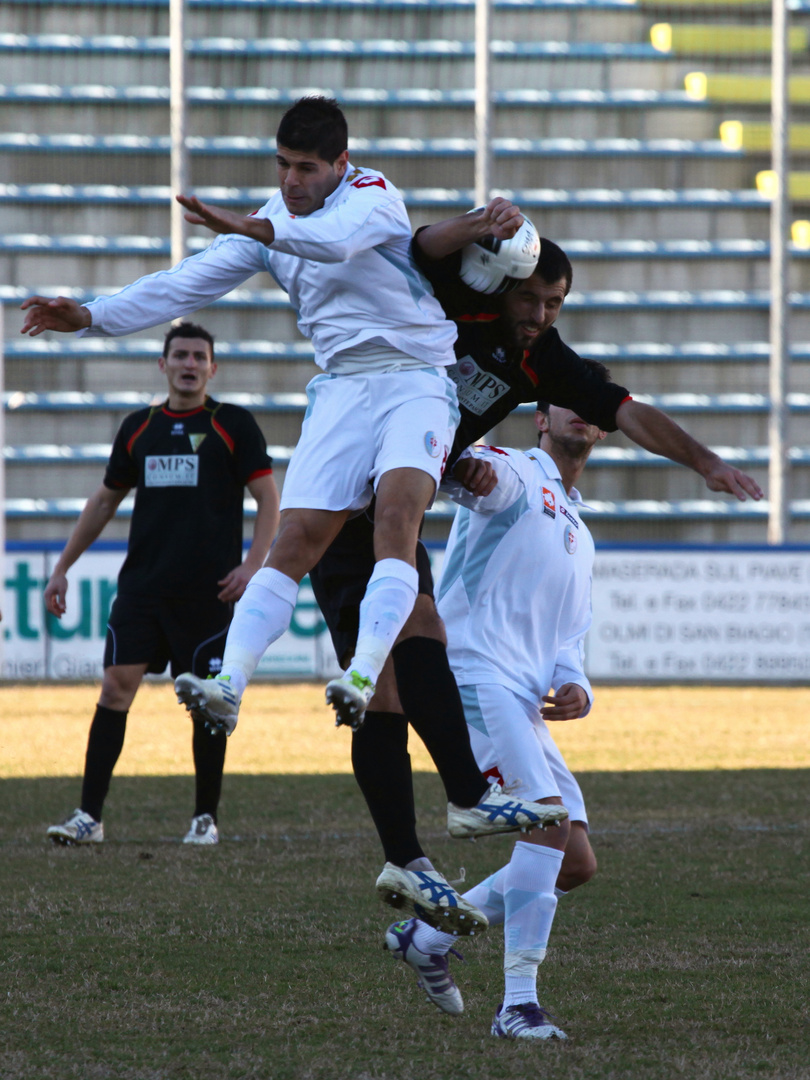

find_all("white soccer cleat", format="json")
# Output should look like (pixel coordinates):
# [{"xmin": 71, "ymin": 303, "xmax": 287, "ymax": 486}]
[
  {"xmin": 175, "ymin": 673, "xmax": 240, "ymax": 735},
  {"xmin": 491, "ymin": 1002, "xmax": 568, "ymax": 1040},
  {"xmin": 182, "ymin": 813, "xmax": 219, "ymax": 845},
  {"xmin": 447, "ymin": 782, "xmax": 568, "ymax": 839},
  {"xmin": 47, "ymin": 808, "xmax": 104, "ymax": 846},
  {"xmin": 325, "ymin": 669, "xmax": 375, "ymax": 730},
  {"xmin": 376, "ymin": 862, "xmax": 488, "ymax": 937},
  {"xmin": 384, "ymin": 918, "xmax": 464, "ymax": 1015}
]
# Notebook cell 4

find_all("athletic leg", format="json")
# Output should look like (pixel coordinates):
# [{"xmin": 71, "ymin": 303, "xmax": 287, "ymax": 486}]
[{"xmin": 81, "ymin": 663, "xmax": 146, "ymax": 821}]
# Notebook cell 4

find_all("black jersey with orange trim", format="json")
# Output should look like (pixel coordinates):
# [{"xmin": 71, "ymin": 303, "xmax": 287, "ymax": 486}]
[
  {"xmin": 411, "ymin": 233, "xmax": 630, "ymax": 467},
  {"xmin": 104, "ymin": 398, "xmax": 272, "ymax": 598}
]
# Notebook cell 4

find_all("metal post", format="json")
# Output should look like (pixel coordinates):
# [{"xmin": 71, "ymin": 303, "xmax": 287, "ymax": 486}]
[
  {"xmin": 769, "ymin": 0, "xmax": 790, "ymax": 543},
  {"xmin": 474, "ymin": 0, "xmax": 492, "ymax": 207},
  {"xmin": 170, "ymin": 0, "xmax": 189, "ymax": 267},
  {"xmin": 0, "ymin": 304, "xmax": 5, "ymax": 674}
]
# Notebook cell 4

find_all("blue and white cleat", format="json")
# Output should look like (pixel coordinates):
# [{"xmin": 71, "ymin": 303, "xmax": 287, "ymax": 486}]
[
  {"xmin": 384, "ymin": 918, "xmax": 464, "ymax": 1015},
  {"xmin": 447, "ymin": 782, "xmax": 568, "ymax": 839},
  {"xmin": 491, "ymin": 1002, "xmax": 568, "ymax": 1041},
  {"xmin": 182, "ymin": 813, "xmax": 219, "ymax": 845},
  {"xmin": 175, "ymin": 673, "xmax": 239, "ymax": 735},
  {"xmin": 47, "ymin": 808, "xmax": 104, "ymax": 845},
  {"xmin": 325, "ymin": 669, "xmax": 375, "ymax": 730},
  {"xmin": 376, "ymin": 862, "xmax": 488, "ymax": 937}
]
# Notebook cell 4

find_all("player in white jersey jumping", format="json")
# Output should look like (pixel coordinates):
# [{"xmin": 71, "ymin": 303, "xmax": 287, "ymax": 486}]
[
  {"xmin": 385, "ymin": 364, "xmax": 609, "ymax": 1038},
  {"xmin": 21, "ymin": 96, "xmax": 562, "ymax": 932}
]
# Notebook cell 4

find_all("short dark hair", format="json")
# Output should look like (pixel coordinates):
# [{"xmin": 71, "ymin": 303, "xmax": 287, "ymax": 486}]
[
  {"xmin": 534, "ymin": 237, "xmax": 573, "ymax": 295},
  {"xmin": 163, "ymin": 322, "xmax": 215, "ymax": 360},
  {"xmin": 536, "ymin": 357, "xmax": 611, "ymax": 414},
  {"xmin": 276, "ymin": 96, "xmax": 348, "ymax": 164}
]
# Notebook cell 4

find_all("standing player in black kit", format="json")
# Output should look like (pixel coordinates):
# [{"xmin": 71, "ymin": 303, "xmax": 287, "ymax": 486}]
[
  {"xmin": 310, "ymin": 199, "xmax": 764, "ymax": 933},
  {"xmin": 45, "ymin": 323, "xmax": 279, "ymax": 846}
]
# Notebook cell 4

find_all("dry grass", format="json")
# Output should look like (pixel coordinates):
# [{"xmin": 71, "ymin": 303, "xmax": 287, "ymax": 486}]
[{"xmin": 1, "ymin": 682, "xmax": 808, "ymax": 778}]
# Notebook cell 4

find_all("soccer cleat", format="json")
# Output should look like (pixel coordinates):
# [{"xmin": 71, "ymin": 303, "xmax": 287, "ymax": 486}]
[
  {"xmin": 447, "ymin": 782, "xmax": 569, "ymax": 839},
  {"xmin": 47, "ymin": 808, "xmax": 104, "ymax": 846},
  {"xmin": 376, "ymin": 862, "xmax": 488, "ymax": 937},
  {"xmin": 491, "ymin": 1002, "xmax": 568, "ymax": 1041},
  {"xmin": 175, "ymin": 673, "xmax": 240, "ymax": 735},
  {"xmin": 384, "ymin": 919, "xmax": 464, "ymax": 1015},
  {"xmin": 325, "ymin": 670, "xmax": 375, "ymax": 730},
  {"xmin": 182, "ymin": 813, "xmax": 219, "ymax": 845}
]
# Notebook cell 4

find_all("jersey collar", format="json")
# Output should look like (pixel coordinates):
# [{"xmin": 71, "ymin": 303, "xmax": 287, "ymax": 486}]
[{"xmin": 524, "ymin": 447, "xmax": 584, "ymax": 504}]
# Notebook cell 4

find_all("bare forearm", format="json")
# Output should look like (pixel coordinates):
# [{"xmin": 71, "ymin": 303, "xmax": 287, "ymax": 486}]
[
  {"xmin": 53, "ymin": 488, "xmax": 123, "ymax": 574},
  {"xmin": 616, "ymin": 400, "xmax": 717, "ymax": 473},
  {"xmin": 243, "ymin": 481, "xmax": 280, "ymax": 571},
  {"xmin": 415, "ymin": 198, "xmax": 524, "ymax": 261}
]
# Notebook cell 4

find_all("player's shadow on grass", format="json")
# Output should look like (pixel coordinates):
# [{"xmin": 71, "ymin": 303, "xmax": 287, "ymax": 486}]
[{"xmin": 2, "ymin": 768, "xmax": 806, "ymax": 845}]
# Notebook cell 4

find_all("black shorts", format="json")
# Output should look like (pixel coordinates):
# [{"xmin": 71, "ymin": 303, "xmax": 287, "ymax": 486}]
[
  {"xmin": 103, "ymin": 593, "xmax": 232, "ymax": 679},
  {"xmin": 308, "ymin": 506, "xmax": 434, "ymax": 668}
]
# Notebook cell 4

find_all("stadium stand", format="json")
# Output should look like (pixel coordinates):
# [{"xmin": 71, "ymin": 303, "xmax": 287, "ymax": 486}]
[{"xmin": 3, "ymin": 0, "xmax": 809, "ymax": 541}]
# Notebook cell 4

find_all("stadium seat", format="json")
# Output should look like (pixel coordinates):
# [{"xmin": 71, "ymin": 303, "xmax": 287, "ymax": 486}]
[
  {"xmin": 685, "ymin": 72, "xmax": 810, "ymax": 105},
  {"xmin": 720, "ymin": 122, "xmax": 810, "ymax": 153},
  {"xmin": 650, "ymin": 24, "xmax": 808, "ymax": 55}
]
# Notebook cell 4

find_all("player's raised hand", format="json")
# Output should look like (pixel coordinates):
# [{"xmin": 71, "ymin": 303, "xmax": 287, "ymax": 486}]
[
  {"xmin": 479, "ymin": 197, "xmax": 525, "ymax": 240},
  {"xmin": 20, "ymin": 295, "xmax": 91, "ymax": 336},
  {"xmin": 176, "ymin": 194, "xmax": 275, "ymax": 245},
  {"xmin": 541, "ymin": 683, "xmax": 589, "ymax": 721},
  {"xmin": 702, "ymin": 459, "xmax": 764, "ymax": 502},
  {"xmin": 44, "ymin": 571, "xmax": 69, "ymax": 618}
]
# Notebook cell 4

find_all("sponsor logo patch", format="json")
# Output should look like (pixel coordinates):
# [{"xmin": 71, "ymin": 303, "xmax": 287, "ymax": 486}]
[
  {"xmin": 448, "ymin": 356, "xmax": 510, "ymax": 416},
  {"xmin": 351, "ymin": 174, "xmax": 386, "ymax": 190},
  {"xmin": 424, "ymin": 431, "xmax": 440, "ymax": 458},
  {"xmin": 560, "ymin": 504, "xmax": 579, "ymax": 529},
  {"xmin": 145, "ymin": 454, "xmax": 199, "ymax": 487},
  {"xmin": 171, "ymin": 422, "xmax": 185, "ymax": 436},
  {"xmin": 542, "ymin": 487, "xmax": 556, "ymax": 518}
]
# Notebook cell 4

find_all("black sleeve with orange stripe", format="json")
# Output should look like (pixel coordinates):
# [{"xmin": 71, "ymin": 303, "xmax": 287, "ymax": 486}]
[
  {"xmin": 411, "ymin": 229, "xmax": 497, "ymax": 320},
  {"xmin": 103, "ymin": 409, "xmax": 146, "ymax": 490},
  {"xmin": 210, "ymin": 403, "xmax": 273, "ymax": 486}
]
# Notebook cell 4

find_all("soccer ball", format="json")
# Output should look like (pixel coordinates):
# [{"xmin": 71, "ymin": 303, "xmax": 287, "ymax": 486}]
[{"xmin": 459, "ymin": 214, "xmax": 541, "ymax": 295}]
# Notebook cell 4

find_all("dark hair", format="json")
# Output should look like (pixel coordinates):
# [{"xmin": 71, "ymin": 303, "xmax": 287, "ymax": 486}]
[
  {"xmin": 536, "ymin": 357, "xmax": 611, "ymax": 414},
  {"xmin": 163, "ymin": 322, "xmax": 215, "ymax": 360},
  {"xmin": 534, "ymin": 237, "xmax": 573, "ymax": 295},
  {"xmin": 276, "ymin": 96, "xmax": 348, "ymax": 164}
]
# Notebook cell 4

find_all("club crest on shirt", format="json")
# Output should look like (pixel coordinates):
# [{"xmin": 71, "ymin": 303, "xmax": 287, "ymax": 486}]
[
  {"xmin": 542, "ymin": 487, "xmax": 556, "ymax": 519},
  {"xmin": 424, "ymin": 431, "xmax": 440, "ymax": 458},
  {"xmin": 564, "ymin": 526, "xmax": 578, "ymax": 554},
  {"xmin": 189, "ymin": 433, "xmax": 207, "ymax": 452}
]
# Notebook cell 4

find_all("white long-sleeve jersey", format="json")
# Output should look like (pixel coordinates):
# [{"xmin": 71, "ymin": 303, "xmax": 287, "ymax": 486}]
[
  {"xmin": 81, "ymin": 164, "xmax": 457, "ymax": 371},
  {"xmin": 437, "ymin": 445, "xmax": 594, "ymax": 709}
]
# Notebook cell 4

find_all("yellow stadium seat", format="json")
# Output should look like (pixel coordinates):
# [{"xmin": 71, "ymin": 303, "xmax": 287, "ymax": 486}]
[
  {"xmin": 756, "ymin": 171, "xmax": 810, "ymax": 200},
  {"xmin": 792, "ymin": 221, "xmax": 810, "ymax": 248},
  {"xmin": 720, "ymin": 121, "xmax": 810, "ymax": 152},
  {"xmin": 685, "ymin": 73, "xmax": 810, "ymax": 104},
  {"xmin": 651, "ymin": 24, "xmax": 808, "ymax": 54}
]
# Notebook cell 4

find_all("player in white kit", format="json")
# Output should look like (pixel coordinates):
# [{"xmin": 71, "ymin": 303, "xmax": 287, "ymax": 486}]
[
  {"xmin": 21, "ymin": 97, "xmax": 561, "ymax": 931},
  {"xmin": 385, "ymin": 369, "xmax": 609, "ymax": 1038}
]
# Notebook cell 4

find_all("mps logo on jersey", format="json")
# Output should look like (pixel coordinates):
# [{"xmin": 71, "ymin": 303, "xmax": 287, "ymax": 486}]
[
  {"xmin": 145, "ymin": 455, "xmax": 199, "ymax": 487},
  {"xmin": 449, "ymin": 357, "xmax": 511, "ymax": 416},
  {"xmin": 542, "ymin": 487, "xmax": 556, "ymax": 519}
]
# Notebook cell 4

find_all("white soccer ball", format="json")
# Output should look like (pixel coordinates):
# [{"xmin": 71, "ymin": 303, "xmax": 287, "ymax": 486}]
[{"xmin": 459, "ymin": 214, "xmax": 541, "ymax": 295}]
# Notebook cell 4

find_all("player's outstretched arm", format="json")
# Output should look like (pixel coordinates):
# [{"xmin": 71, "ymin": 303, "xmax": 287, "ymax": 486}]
[
  {"xmin": 414, "ymin": 198, "xmax": 525, "ymax": 261},
  {"xmin": 216, "ymin": 473, "xmax": 281, "ymax": 602},
  {"xmin": 20, "ymin": 295, "xmax": 92, "ymax": 337},
  {"xmin": 616, "ymin": 399, "xmax": 764, "ymax": 502},
  {"xmin": 44, "ymin": 485, "xmax": 129, "ymax": 617},
  {"xmin": 176, "ymin": 194, "xmax": 276, "ymax": 246}
]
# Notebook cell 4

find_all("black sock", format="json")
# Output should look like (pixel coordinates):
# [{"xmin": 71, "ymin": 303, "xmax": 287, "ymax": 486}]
[
  {"xmin": 351, "ymin": 710, "xmax": 425, "ymax": 867},
  {"xmin": 393, "ymin": 636, "xmax": 489, "ymax": 809},
  {"xmin": 80, "ymin": 705, "xmax": 128, "ymax": 822},
  {"xmin": 192, "ymin": 717, "xmax": 226, "ymax": 821}
]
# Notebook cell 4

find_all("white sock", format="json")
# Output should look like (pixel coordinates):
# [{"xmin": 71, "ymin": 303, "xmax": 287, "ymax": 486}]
[
  {"xmin": 219, "ymin": 567, "xmax": 299, "ymax": 698},
  {"xmin": 348, "ymin": 558, "xmax": 418, "ymax": 683},
  {"xmin": 503, "ymin": 842, "xmax": 564, "ymax": 1008},
  {"xmin": 412, "ymin": 921, "xmax": 456, "ymax": 955}
]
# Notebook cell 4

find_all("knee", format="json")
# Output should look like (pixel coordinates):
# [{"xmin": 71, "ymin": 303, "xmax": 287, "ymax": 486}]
[
  {"xmin": 558, "ymin": 849, "xmax": 597, "ymax": 891},
  {"xmin": 399, "ymin": 596, "xmax": 446, "ymax": 644}
]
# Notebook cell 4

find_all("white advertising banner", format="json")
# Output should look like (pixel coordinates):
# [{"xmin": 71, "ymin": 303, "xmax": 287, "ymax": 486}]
[
  {"xmin": 588, "ymin": 546, "xmax": 810, "ymax": 682},
  {"xmin": 4, "ymin": 544, "xmax": 809, "ymax": 682}
]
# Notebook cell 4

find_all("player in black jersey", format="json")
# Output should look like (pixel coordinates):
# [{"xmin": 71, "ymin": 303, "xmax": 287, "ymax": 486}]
[
  {"xmin": 45, "ymin": 323, "xmax": 279, "ymax": 846},
  {"xmin": 309, "ymin": 199, "xmax": 764, "ymax": 914}
]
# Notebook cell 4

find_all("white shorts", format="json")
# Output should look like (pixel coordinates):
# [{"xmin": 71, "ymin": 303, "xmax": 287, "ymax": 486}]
[
  {"xmin": 460, "ymin": 682, "xmax": 588, "ymax": 825},
  {"xmin": 280, "ymin": 367, "xmax": 459, "ymax": 512}
]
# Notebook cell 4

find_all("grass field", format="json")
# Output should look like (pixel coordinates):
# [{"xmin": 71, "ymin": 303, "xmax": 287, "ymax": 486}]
[{"xmin": 1, "ymin": 683, "xmax": 808, "ymax": 1080}]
